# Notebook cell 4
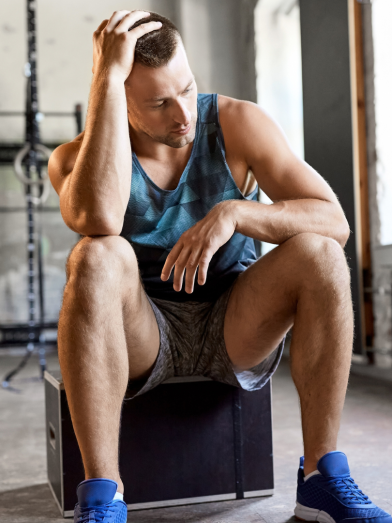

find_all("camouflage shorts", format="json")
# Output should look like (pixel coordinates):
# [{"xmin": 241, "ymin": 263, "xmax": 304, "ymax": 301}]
[{"xmin": 125, "ymin": 280, "xmax": 286, "ymax": 399}]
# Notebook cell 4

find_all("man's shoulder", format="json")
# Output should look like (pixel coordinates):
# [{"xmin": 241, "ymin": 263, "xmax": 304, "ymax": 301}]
[
  {"xmin": 217, "ymin": 96, "xmax": 267, "ymax": 156},
  {"xmin": 217, "ymin": 94, "xmax": 286, "ymax": 163},
  {"xmin": 196, "ymin": 93, "xmax": 260, "ymax": 125},
  {"xmin": 217, "ymin": 94, "xmax": 263, "ymax": 126}
]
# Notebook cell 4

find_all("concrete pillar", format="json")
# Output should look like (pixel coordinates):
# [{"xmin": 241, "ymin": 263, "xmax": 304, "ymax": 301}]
[
  {"xmin": 179, "ymin": 0, "xmax": 257, "ymax": 100},
  {"xmin": 299, "ymin": 0, "xmax": 363, "ymax": 354}
]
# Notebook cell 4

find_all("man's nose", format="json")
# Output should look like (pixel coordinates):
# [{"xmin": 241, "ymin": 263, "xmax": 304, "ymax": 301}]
[{"xmin": 172, "ymin": 99, "xmax": 191, "ymax": 126}]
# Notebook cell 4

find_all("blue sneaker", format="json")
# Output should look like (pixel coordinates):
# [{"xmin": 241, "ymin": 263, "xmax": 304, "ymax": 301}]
[
  {"xmin": 73, "ymin": 478, "xmax": 127, "ymax": 523},
  {"xmin": 295, "ymin": 451, "xmax": 392, "ymax": 523}
]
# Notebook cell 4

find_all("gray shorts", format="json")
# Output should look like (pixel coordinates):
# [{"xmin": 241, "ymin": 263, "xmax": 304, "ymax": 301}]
[{"xmin": 125, "ymin": 280, "xmax": 286, "ymax": 399}]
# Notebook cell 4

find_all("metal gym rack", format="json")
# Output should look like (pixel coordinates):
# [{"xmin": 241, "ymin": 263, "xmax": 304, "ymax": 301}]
[{"xmin": 0, "ymin": 0, "xmax": 82, "ymax": 388}]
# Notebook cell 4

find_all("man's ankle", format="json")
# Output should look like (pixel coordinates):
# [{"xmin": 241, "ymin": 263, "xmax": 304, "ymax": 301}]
[
  {"xmin": 303, "ymin": 448, "xmax": 337, "ymax": 476},
  {"xmin": 85, "ymin": 474, "xmax": 124, "ymax": 495},
  {"xmin": 303, "ymin": 460, "xmax": 318, "ymax": 476},
  {"xmin": 77, "ymin": 478, "xmax": 124, "ymax": 508}
]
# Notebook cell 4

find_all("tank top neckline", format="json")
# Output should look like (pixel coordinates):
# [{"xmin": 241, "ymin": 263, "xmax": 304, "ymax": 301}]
[{"xmin": 131, "ymin": 93, "xmax": 258, "ymax": 200}]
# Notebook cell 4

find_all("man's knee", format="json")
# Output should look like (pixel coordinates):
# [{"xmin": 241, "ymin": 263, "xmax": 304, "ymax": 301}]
[
  {"xmin": 286, "ymin": 233, "xmax": 351, "ymax": 292},
  {"xmin": 65, "ymin": 235, "xmax": 139, "ymax": 286}
]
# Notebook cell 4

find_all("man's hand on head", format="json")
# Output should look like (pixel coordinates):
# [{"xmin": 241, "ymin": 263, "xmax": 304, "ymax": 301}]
[
  {"xmin": 92, "ymin": 10, "xmax": 162, "ymax": 83},
  {"xmin": 161, "ymin": 201, "xmax": 238, "ymax": 294}
]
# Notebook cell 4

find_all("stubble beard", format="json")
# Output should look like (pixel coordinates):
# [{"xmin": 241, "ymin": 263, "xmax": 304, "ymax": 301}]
[{"xmin": 148, "ymin": 113, "xmax": 197, "ymax": 149}]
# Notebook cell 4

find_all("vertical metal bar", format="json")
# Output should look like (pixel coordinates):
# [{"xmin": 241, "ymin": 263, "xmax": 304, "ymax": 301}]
[
  {"xmin": 26, "ymin": 0, "xmax": 40, "ymax": 360},
  {"xmin": 232, "ymin": 388, "xmax": 244, "ymax": 499},
  {"xmin": 75, "ymin": 104, "xmax": 83, "ymax": 135},
  {"xmin": 38, "ymin": 229, "xmax": 45, "ymax": 324},
  {"xmin": 38, "ymin": 229, "xmax": 46, "ymax": 377},
  {"xmin": 1, "ymin": 0, "xmax": 44, "ymax": 388}
]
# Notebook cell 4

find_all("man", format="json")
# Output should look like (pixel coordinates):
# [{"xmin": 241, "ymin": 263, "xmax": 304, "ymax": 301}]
[{"xmin": 48, "ymin": 10, "xmax": 391, "ymax": 523}]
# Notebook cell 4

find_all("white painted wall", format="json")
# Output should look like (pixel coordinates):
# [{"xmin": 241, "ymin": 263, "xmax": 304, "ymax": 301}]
[
  {"xmin": 254, "ymin": 0, "xmax": 303, "ymax": 255},
  {"xmin": 255, "ymin": 0, "xmax": 303, "ymax": 160},
  {"xmin": 0, "ymin": 0, "xmax": 156, "ymax": 143},
  {"xmin": 0, "ymin": 1, "xmax": 27, "ymax": 142},
  {"xmin": 372, "ymin": 0, "xmax": 392, "ymax": 246}
]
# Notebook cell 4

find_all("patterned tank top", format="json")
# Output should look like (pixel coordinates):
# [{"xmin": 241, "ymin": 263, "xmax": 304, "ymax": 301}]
[{"xmin": 120, "ymin": 93, "xmax": 259, "ymax": 302}]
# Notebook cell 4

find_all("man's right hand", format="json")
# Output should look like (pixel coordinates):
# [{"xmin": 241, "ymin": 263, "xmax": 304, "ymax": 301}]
[{"xmin": 92, "ymin": 10, "xmax": 162, "ymax": 82}]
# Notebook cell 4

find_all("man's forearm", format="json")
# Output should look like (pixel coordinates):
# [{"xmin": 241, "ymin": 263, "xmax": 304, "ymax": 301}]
[
  {"xmin": 229, "ymin": 199, "xmax": 350, "ymax": 248},
  {"xmin": 66, "ymin": 72, "xmax": 132, "ymax": 235}
]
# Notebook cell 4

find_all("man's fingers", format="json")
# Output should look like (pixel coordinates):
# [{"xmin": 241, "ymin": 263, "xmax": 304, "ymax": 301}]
[
  {"xmin": 197, "ymin": 249, "xmax": 213, "ymax": 286},
  {"xmin": 173, "ymin": 248, "xmax": 192, "ymax": 292},
  {"xmin": 95, "ymin": 19, "xmax": 109, "ymax": 34},
  {"xmin": 161, "ymin": 243, "xmax": 183, "ymax": 281},
  {"xmin": 115, "ymin": 10, "xmax": 151, "ymax": 33},
  {"xmin": 184, "ymin": 248, "xmax": 203, "ymax": 294},
  {"xmin": 129, "ymin": 21, "xmax": 163, "ymax": 39},
  {"xmin": 104, "ymin": 10, "xmax": 132, "ymax": 32},
  {"xmin": 161, "ymin": 239, "xmax": 213, "ymax": 292}
]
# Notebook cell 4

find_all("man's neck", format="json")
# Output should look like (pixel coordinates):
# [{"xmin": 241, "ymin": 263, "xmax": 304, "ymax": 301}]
[
  {"xmin": 128, "ymin": 125, "xmax": 194, "ymax": 190},
  {"xmin": 128, "ymin": 124, "xmax": 193, "ymax": 165}
]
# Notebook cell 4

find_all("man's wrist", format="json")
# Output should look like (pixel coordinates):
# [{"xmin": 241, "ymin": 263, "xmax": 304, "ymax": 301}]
[
  {"xmin": 224, "ymin": 199, "xmax": 270, "ymax": 239},
  {"xmin": 93, "ymin": 66, "xmax": 128, "ymax": 90},
  {"xmin": 222, "ymin": 200, "xmax": 241, "ymax": 230}
]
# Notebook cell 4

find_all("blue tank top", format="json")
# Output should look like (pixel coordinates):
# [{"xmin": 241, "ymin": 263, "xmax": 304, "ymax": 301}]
[{"xmin": 120, "ymin": 93, "xmax": 259, "ymax": 302}]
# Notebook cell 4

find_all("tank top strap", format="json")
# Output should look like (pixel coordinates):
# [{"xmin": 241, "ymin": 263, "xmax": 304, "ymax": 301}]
[{"xmin": 197, "ymin": 93, "xmax": 227, "ymax": 159}]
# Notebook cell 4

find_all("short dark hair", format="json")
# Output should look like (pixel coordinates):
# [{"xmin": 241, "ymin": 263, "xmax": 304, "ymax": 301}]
[{"xmin": 131, "ymin": 12, "xmax": 181, "ymax": 68}]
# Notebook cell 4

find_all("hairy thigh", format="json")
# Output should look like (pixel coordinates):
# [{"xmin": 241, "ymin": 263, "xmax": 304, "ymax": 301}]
[
  {"xmin": 63, "ymin": 235, "xmax": 160, "ymax": 381},
  {"xmin": 224, "ymin": 233, "xmax": 349, "ymax": 370}
]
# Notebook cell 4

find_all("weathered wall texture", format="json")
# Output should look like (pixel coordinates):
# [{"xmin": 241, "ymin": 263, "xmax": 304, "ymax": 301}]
[{"xmin": 362, "ymin": 3, "xmax": 392, "ymax": 366}]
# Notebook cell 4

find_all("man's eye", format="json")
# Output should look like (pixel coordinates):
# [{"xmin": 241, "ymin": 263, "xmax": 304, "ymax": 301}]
[{"xmin": 152, "ymin": 102, "xmax": 165, "ymax": 109}]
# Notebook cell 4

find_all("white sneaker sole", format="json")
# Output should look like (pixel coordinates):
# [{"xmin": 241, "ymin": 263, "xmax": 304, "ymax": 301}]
[{"xmin": 294, "ymin": 502, "xmax": 336, "ymax": 523}]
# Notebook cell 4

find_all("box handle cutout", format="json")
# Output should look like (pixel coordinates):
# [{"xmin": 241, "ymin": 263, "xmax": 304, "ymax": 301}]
[{"xmin": 49, "ymin": 422, "xmax": 56, "ymax": 450}]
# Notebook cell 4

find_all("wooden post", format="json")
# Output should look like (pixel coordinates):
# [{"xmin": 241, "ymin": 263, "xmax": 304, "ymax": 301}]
[{"xmin": 348, "ymin": 0, "xmax": 375, "ymax": 356}]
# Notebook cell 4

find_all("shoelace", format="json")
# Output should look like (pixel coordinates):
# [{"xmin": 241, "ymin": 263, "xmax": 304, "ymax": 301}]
[
  {"xmin": 77, "ymin": 502, "xmax": 117, "ymax": 522},
  {"xmin": 326, "ymin": 476, "xmax": 371, "ymax": 505}
]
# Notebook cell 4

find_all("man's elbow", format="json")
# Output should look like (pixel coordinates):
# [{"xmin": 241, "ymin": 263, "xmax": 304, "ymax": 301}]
[{"xmin": 63, "ymin": 210, "xmax": 124, "ymax": 237}]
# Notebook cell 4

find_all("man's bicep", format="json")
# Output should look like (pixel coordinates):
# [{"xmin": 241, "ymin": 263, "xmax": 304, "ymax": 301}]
[
  {"xmin": 254, "ymin": 151, "xmax": 341, "ymax": 207},
  {"xmin": 242, "ymin": 104, "xmax": 341, "ymax": 206}
]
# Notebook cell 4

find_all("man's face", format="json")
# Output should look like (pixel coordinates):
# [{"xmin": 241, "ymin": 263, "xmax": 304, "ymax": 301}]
[{"xmin": 125, "ymin": 41, "xmax": 198, "ymax": 149}]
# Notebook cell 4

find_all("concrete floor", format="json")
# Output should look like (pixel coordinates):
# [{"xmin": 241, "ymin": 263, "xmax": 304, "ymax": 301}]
[{"xmin": 0, "ymin": 350, "xmax": 392, "ymax": 522}]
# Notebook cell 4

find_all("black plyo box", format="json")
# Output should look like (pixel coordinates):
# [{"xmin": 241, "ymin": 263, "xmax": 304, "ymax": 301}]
[{"xmin": 45, "ymin": 370, "xmax": 274, "ymax": 517}]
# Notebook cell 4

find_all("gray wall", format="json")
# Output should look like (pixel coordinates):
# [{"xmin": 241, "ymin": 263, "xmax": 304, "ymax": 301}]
[{"xmin": 299, "ymin": 0, "xmax": 363, "ymax": 354}]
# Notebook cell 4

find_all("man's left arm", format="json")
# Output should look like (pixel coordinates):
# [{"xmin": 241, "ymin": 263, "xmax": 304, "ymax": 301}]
[
  {"xmin": 219, "ymin": 98, "xmax": 350, "ymax": 248},
  {"xmin": 162, "ymin": 98, "xmax": 351, "ymax": 294}
]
